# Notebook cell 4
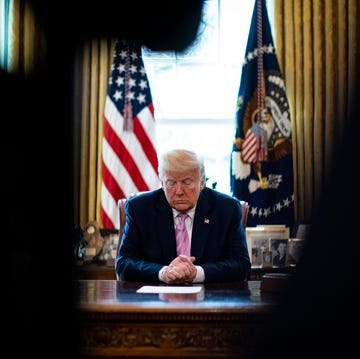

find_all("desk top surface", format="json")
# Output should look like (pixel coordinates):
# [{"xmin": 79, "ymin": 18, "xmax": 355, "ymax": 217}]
[{"xmin": 74, "ymin": 280, "xmax": 279, "ymax": 313}]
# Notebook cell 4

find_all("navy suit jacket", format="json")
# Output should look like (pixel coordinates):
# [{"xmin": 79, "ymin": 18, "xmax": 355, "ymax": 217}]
[{"xmin": 116, "ymin": 187, "xmax": 251, "ymax": 282}]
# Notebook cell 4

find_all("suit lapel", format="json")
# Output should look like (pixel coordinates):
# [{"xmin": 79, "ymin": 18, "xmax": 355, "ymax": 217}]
[
  {"xmin": 154, "ymin": 190, "xmax": 177, "ymax": 261},
  {"xmin": 191, "ymin": 190, "xmax": 212, "ymax": 258}
]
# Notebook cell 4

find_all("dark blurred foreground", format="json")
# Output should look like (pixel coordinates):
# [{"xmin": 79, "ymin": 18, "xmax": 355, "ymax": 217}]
[
  {"xmin": 250, "ymin": 77, "xmax": 360, "ymax": 358},
  {"xmin": 2, "ymin": 1, "xmax": 204, "ymax": 357},
  {"xmin": 3, "ymin": 1, "xmax": 360, "ymax": 357}
]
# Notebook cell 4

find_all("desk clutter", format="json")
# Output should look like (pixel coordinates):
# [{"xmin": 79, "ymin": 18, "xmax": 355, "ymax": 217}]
[
  {"xmin": 73, "ymin": 221, "xmax": 119, "ymax": 266},
  {"xmin": 246, "ymin": 224, "xmax": 309, "ymax": 268}
]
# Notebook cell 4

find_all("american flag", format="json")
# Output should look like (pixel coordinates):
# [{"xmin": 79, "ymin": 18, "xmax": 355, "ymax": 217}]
[
  {"xmin": 101, "ymin": 39, "xmax": 159, "ymax": 229},
  {"xmin": 241, "ymin": 122, "xmax": 268, "ymax": 163}
]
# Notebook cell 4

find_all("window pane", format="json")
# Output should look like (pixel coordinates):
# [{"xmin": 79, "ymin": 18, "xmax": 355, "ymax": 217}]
[
  {"xmin": 156, "ymin": 119, "xmax": 234, "ymax": 193},
  {"xmin": 142, "ymin": 0, "xmax": 273, "ymax": 195}
]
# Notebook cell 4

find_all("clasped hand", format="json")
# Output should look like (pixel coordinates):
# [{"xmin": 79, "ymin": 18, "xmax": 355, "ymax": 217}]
[{"xmin": 163, "ymin": 255, "xmax": 197, "ymax": 284}]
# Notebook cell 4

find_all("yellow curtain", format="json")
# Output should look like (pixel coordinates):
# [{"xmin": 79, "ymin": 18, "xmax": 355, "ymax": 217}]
[
  {"xmin": 7, "ymin": 0, "xmax": 46, "ymax": 75},
  {"xmin": 75, "ymin": 38, "xmax": 115, "ymax": 227},
  {"xmin": 274, "ymin": 0, "xmax": 360, "ymax": 222}
]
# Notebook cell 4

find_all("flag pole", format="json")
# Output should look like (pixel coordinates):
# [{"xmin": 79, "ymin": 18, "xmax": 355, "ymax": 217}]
[
  {"xmin": 257, "ymin": 0, "xmax": 265, "ymax": 114},
  {"xmin": 255, "ymin": 0, "xmax": 266, "ymax": 186}
]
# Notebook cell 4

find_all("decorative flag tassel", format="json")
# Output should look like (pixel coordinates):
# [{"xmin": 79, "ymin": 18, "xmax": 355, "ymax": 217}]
[
  {"xmin": 123, "ymin": 103, "xmax": 133, "ymax": 131},
  {"xmin": 255, "ymin": 0, "xmax": 267, "ymax": 179},
  {"xmin": 257, "ymin": 0, "xmax": 265, "ymax": 115},
  {"xmin": 123, "ymin": 42, "xmax": 133, "ymax": 131}
]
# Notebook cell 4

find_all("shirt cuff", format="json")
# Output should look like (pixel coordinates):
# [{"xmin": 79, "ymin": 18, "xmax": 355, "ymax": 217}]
[
  {"xmin": 192, "ymin": 265, "xmax": 205, "ymax": 283},
  {"xmin": 158, "ymin": 266, "xmax": 168, "ymax": 282}
]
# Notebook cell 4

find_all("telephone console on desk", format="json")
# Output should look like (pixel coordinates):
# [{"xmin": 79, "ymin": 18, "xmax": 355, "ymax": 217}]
[
  {"xmin": 260, "ymin": 272, "xmax": 294, "ymax": 293},
  {"xmin": 248, "ymin": 265, "xmax": 296, "ymax": 280}
]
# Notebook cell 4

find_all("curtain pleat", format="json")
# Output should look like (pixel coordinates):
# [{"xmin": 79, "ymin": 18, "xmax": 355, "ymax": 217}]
[
  {"xmin": 88, "ymin": 39, "xmax": 100, "ymax": 224},
  {"xmin": 312, "ymin": 0, "xmax": 324, "ymax": 213},
  {"xmin": 302, "ymin": 0, "xmax": 315, "ymax": 219},
  {"xmin": 96, "ymin": 39, "xmax": 114, "ymax": 223},
  {"xmin": 336, "ymin": 1, "xmax": 347, "ymax": 142},
  {"xmin": 324, "ymin": 2, "xmax": 336, "ymax": 181},
  {"xmin": 79, "ymin": 42, "xmax": 91, "ymax": 226},
  {"xmin": 9, "ymin": 0, "xmax": 46, "ymax": 76},
  {"xmin": 275, "ymin": 0, "xmax": 359, "ymax": 223},
  {"xmin": 77, "ymin": 38, "xmax": 114, "ymax": 227},
  {"xmin": 348, "ymin": 0, "xmax": 360, "ymax": 115},
  {"xmin": 294, "ymin": 1, "xmax": 307, "ymax": 220}
]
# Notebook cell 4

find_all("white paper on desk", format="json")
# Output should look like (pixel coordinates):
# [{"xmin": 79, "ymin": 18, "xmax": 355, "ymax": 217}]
[{"xmin": 136, "ymin": 285, "xmax": 203, "ymax": 294}]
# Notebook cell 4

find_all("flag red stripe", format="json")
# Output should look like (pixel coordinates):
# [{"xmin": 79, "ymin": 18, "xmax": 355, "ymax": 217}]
[
  {"xmin": 104, "ymin": 116, "xmax": 149, "ymax": 191},
  {"xmin": 242, "ymin": 132, "xmax": 257, "ymax": 161},
  {"xmin": 102, "ymin": 160, "xmax": 125, "ymax": 203},
  {"xmin": 101, "ymin": 207, "xmax": 114, "ymax": 229},
  {"xmin": 133, "ymin": 116, "xmax": 158, "ymax": 173},
  {"xmin": 102, "ymin": 119, "xmax": 124, "ymax": 200}
]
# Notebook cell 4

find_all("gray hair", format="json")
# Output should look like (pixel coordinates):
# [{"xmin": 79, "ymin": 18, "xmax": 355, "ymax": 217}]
[{"xmin": 158, "ymin": 149, "xmax": 206, "ymax": 181}]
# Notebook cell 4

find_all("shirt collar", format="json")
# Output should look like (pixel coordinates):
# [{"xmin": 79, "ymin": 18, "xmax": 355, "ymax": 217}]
[{"xmin": 173, "ymin": 205, "xmax": 196, "ymax": 220}]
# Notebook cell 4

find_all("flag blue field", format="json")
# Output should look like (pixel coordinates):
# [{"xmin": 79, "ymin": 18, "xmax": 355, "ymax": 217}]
[{"xmin": 230, "ymin": 0, "xmax": 294, "ymax": 228}]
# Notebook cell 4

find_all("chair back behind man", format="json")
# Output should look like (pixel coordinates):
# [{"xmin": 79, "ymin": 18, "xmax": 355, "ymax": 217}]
[{"xmin": 240, "ymin": 200, "xmax": 249, "ymax": 230}]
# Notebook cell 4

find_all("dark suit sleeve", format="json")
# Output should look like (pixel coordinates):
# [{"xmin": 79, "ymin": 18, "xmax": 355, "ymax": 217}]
[
  {"xmin": 194, "ymin": 191, "xmax": 251, "ymax": 282},
  {"xmin": 115, "ymin": 192, "xmax": 172, "ymax": 282}
]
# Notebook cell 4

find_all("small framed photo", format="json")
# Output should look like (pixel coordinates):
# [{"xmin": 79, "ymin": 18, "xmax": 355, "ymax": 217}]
[
  {"xmin": 286, "ymin": 238, "xmax": 306, "ymax": 266},
  {"xmin": 261, "ymin": 249, "xmax": 273, "ymax": 268},
  {"xmin": 270, "ymin": 238, "xmax": 288, "ymax": 267},
  {"xmin": 250, "ymin": 238, "xmax": 270, "ymax": 266},
  {"xmin": 246, "ymin": 226, "xmax": 290, "ymax": 267}
]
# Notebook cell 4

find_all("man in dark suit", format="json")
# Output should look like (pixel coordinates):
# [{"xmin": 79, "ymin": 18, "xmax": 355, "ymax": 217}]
[{"xmin": 116, "ymin": 149, "xmax": 251, "ymax": 284}]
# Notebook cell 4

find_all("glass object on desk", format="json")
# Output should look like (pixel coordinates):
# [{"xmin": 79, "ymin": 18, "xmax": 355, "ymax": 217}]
[
  {"xmin": 261, "ymin": 249, "xmax": 273, "ymax": 268},
  {"xmin": 73, "ymin": 224, "xmax": 87, "ymax": 264}
]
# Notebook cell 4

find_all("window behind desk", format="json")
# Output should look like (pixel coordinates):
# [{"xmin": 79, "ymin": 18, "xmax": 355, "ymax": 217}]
[{"xmin": 143, "ymin": 0, "xmax": 274, "ymax": 194}]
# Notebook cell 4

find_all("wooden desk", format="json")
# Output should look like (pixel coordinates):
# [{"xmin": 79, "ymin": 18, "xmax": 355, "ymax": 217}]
[
  {"xmin": 73, "ymin": 262, "xmax": 295, "ymax": 281},
  {"xmin": 75, "ymin": 280, "xmax": 279, "ymax": 358}
]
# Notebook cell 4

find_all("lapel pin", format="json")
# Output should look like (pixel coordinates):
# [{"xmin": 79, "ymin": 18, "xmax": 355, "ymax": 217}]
[{"xmin": 204, "ymin": 218, "xmax": 210, "ymax": 224}]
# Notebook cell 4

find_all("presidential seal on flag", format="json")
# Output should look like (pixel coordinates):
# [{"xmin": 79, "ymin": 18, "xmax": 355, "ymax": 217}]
[{"xmin": 237, "ymin": 69, "xmax": 292, "ymax": 189}]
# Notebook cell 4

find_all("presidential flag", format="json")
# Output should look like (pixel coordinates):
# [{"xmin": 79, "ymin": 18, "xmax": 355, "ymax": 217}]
[
  {"xmin": 101, "ymin": 39, "xmax": 159, "ymax": 229},
  {"xmin": 230, "ymin": 0, "xmax": 294, "ymax": 228}
]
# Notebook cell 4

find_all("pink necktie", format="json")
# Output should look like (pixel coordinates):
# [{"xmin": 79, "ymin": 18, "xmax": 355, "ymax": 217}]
[{"xmin": 175, "ymin": 213, "xmax": 190, "ymax": 256}]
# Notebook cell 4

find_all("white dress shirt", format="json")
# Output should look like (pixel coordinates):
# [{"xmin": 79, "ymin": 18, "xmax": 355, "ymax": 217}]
[{"xmin": 158, "ymin": 206, "xmax": 205, "ymax": 283}]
